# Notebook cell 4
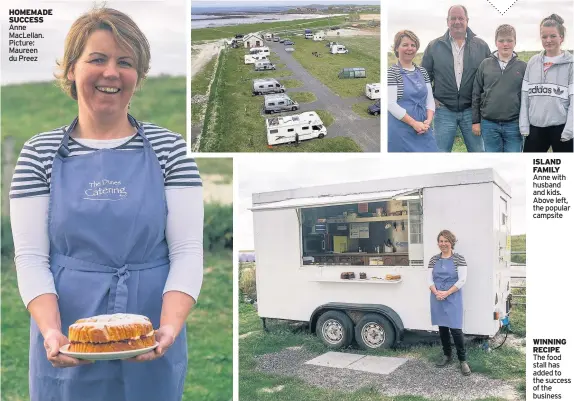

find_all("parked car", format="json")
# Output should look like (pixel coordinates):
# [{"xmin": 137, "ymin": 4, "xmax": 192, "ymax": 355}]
[
  {"xmin": 279, "ymin": 39, "xmax": 285, "ymax": 43},
  {"xmin": 368, "ymin": 99, "xmax": 381, "ymax": 115},
  {"xmin": 273, "ymin": 37, "xmax": 280, "ymax": 42},
  {"xmin": 284, "ymin": 40, "xmax": 294, "ymax": 45}
]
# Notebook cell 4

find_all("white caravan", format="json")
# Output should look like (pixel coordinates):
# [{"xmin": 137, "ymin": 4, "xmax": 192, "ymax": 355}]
[
  {"xmin": 265, "ymin": 111, "xmax": 327, "ymax": 145},
  {"xmin": 244, "ymin": 54, "xmax": 269, "ymax": 64},
  {"xmin": 314, "ymin": 31, "xmax": 325, "ymax": 41},
  {"xmin": 365, "ymin": 83, "xmax": 381, "ymax": 100},
  {"xmin": 251, "ymin": 169, "xmax": 513, "ymax": 349},
  {"xmin": 249, "ymin": 46, "xmax": 271, "ymax": 56},
  {"xmin": 331, "ymin": 44, "xmax": 348, "ymax": 54},
  {"xmin": 265, "ymin": 33, "xmax": 273, "ymax": 41}
]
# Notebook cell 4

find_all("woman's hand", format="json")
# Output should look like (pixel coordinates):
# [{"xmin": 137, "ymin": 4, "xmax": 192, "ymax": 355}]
[
  {"xmin": 44, "ymin": 329, "xmax": 93, "ymax": 368},
  {"xmin": 128, "ymin": 325, "xmax": 176, "ymax": 362},
  {"xmin": 435, "ymin": 290, "xmax": 450, "ymax": 300},
  {"xmin": 472, "ymin": 123, "xmax": 481, "ymax": 136},
  {"xmin": 411, "ymin": 121, "xmax": 429, "ymax": 134}
]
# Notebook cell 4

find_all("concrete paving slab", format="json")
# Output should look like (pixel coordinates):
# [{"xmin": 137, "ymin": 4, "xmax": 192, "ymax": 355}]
[
  {"xmin": 347, "ymin": 355, "xmax": 409, "ymax": 375},
  {"xmin": 305, "ymin": 351, "xmax": 365, "ymax": 368}
]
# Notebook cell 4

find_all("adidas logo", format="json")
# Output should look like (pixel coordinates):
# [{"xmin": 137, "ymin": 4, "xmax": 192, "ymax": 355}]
[
  {"xmin": 528, "ymin": 86, "xmax": 552, "ymax": 94},
  {"xmin": 554, "ymin": 87, "xmax": 564, "ymax": 95}
]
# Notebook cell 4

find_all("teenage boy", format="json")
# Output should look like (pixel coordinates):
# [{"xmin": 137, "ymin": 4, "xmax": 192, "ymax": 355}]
[{"xmin": 472, "ymin": 24, "xmax": 527, "ymax": 152}]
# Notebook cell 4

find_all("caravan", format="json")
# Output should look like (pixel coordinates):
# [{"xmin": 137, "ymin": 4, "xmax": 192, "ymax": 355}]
[
  {"xmin": 331, "ymin": 44, "xmax": 349, "ymax": 54},
  {"xmin": 249, "ymin": 46, "xmax": 270, "ymax": 56},
  {"xmin": 244, "ymin": 54, "xmax": 269, "ymax": 64},
  {"xmin": 264, "ymin": 93, "xmax": 299, "ymax": 114},
  {"xmin": 252, "ymin": 78, "xmax": 285, "ymax": 95},
  {"xmin": 365, "ymin": 83, "xmax": 381, "ymax": 100},
  {"xmin": 265, "ymin": 33, "xmax": 273, "ymax": 41},
  {"xmin": 314, "ymin": 31, "xmax": 325, "ymax": 41},
  {"xmin": 254, "ymin": 60, "xmax": 276, "ymax": 71},
  {"xmin": 266, "ymin": 111, "xmax": 327, "ymax": 145},
  {"xmin": 251, "ymin": 169, "xmax": 513, "ymax": 349}
]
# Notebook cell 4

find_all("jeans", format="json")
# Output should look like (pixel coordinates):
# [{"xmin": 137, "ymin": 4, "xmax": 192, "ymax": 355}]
[
  {"xmin": 434, "ymin": 106, "xmax": 485, "ymax": 152},
  {"xmin": 480, "ymin": 118, "xmax": 522, "ymax": 152},
  {"xmin": 439, "ymin": 326, "xmax": 467, "ymax": 361}
]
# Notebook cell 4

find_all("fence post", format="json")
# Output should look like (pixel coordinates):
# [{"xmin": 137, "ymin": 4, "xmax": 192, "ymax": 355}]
[{"xmin": 2, "ymin": 136, "xmax": 15, "ymax": 217}]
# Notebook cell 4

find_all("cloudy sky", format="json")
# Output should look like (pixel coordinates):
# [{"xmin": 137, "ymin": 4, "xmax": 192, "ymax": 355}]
[
  {"xmin": 1, "ymin": 0, "xmax": 187, "ymax": 85},
  {"xmin": 236, "ymin": 155, "xmax": 528, "ymax": 250},
  {"xmin": 387, "ymin": 0, "xmax": 573, "ymax": 53}
]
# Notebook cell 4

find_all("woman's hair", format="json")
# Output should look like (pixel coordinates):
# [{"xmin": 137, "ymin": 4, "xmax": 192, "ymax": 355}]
[
  {"xmin": 55, "ymin": 7, "xmax": 151, "ymax": 100},
  {"xmin": 437, "ymin": 230, "xmax": 457, "ymax": 249},
  {"xmin": 540, "ymin": 14, "xmax": 566, "ymax": 38},
  {"xmin": 393, "ymin": 30, "xmax": 420, "ymax": 57},
  {"xmin": 495, "ymin": 24, "xmax": 516, "ymax": 41}
]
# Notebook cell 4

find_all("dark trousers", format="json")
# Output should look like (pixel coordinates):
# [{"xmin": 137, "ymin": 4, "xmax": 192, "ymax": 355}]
[
  {"xmin": 439, "ymin": 326, "xmax": 466, "ymax": 361},
  {"xmin": 523, "ymin": 124, "xmax": 573, "ymax": 152}
]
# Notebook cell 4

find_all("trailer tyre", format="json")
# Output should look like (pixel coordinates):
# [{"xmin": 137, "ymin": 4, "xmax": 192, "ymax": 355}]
[
  {"xmin": 355, "ymin": 313, "xmax": 396, "ymax": 350},
  {"xmin": 316, "ymin": 310, "xmax": 354, "ymax": 349}
]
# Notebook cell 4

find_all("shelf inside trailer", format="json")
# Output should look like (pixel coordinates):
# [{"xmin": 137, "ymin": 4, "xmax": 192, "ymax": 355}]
[
  {"xmin": 326, "ymin": 215, "xmax": 408, "ymax": 223},
  {"xmin": 309, "ymin": 278, "xmax": 403, "ymax": 284}
]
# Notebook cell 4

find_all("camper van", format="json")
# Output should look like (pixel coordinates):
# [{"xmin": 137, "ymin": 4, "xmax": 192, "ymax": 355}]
[
  {"xmin": 254, "ymin": 60, "xmax": 276, "ymax": 71},
  {"xmin": 244, "ymin": 54, "xmax": 269, "ymax": 64},
  {"xmin": 265, "ymin": 111, "xmax": 327, "ymax": 145},
  {"xmin": 305, "ymin": 33, "xmax": 313, "ymax": 39},
  {"xmin": 251, "ymin": 169, "xmax": 513, "ymax": 349},
  {"xmin": 252, "ymin": 78, "xmax": 285, "ymax": 95},
  {"xmin": 314, "ymin": 31, "xmax": 326, "ymax": 41},
  {"xmin": 365, "ymin": 83, "xmax": 381, "ymax": 100},
  {"xmin": 265, "ymin": 33, "xmax": 273, "ymax": 41},
  {"xmin": 264, "ymin": 93, "xmax": 299, "ymax": 114},
  {"xmin": 249, "ymin": 46, "xmax": 270, "ymax": 56},
  {"xmin": 331, "ymin": 44, "xmax": 349, "ymax": 54}
]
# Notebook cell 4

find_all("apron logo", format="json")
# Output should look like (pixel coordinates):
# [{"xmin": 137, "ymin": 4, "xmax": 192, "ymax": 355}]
[{"xmin": 84, "ymin": 179, "xmax": 128, "ymax": 201}]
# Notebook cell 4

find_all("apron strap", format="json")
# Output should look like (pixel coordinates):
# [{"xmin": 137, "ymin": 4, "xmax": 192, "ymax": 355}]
[{"xmin": 57, "ymin": 114, "xmax": 149, "ymax": 158}]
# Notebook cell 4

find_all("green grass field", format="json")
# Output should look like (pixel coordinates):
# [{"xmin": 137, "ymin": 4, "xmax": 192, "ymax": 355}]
[
  {"xmin": 292, "ymin": 36, "xmax": 380, "ymax": 98},
  {"xmin": 1, "ymin": 250, "xmax": 232, "ymax": 401},
  {"xmin": 191, "ymin": 16, "xmax": 349, "ymax": 42},
  {"xmin": 352, "ymin": 101, "xmax": 377, "ymax": 118},
  {"xmin": 289, "ymin": 92, "xmax": 317, "ymax": 104},
  {"xmin": 1, "ymin": 76, "xmax": 186, "ymax": 154},
  {"xmin": 198, "ymin": 48, "xmax": 361, "ymax": 152}
]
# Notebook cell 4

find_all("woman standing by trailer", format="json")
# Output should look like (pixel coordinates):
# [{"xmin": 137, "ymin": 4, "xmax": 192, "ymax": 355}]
[{"xmin": 520, "ymin": 14, "xmax": 573, "ymax": 152}]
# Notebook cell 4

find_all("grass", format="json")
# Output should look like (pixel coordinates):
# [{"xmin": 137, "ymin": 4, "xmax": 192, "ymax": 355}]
[
  {"xmin": 239, "ymin": 302, "xmax": 524, "ymax": 401},
  {"xmin": 291, "ymin": 36, "xmax": 380, "ymax": 98},
  {"xmin": 191, "ymin": 55, "xmax": 218, "ymax": 96},
  {"xmin": 196, "ymin": 158, "xmax": 233, "ymax": 178},
  {"xmin": 198, "ymin": 48, "xmax": 361, "ymax": 152},
  {"xmin": 191, "ymin": 16, "xmax": 349, "ymax": 42},
  {"xmin": 281, "ymin": 79, "xmax": 304, "ymax": 89},
  {"xmin": 289, "ymin": 92, "xmax": 317, "ymax": 104},
  {"xmin": 1, "ymin": 76, "xmax": 186, "ymax": 154},
  {"xmin": 1, "ymin": 251, "xmax": 232, "ymax": 401},
  {"xmin": 315, "ymin": 110, "xmax": 335, "ymax": 127},
  {"xmin": 352, "ymin": 101, "xmax": 377, "ymax": 118}
]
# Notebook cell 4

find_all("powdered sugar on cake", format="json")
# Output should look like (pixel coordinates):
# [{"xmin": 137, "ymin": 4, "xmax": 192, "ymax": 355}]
[{"xmin": 70, "ymin": 313, "xmax": 152, "ymax": 329}]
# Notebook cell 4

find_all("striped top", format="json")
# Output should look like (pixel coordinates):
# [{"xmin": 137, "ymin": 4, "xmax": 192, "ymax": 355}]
[
  {"xmin": 428, "ymin": 253, "xmax": 467, "ymax": 271},
  {"xmin": 10, "ymin": 122, "xmax": 201, "ymax": 199},
  {"xmin": 388, "ymin": 63, "xmax": 431, "ymax": 101}
]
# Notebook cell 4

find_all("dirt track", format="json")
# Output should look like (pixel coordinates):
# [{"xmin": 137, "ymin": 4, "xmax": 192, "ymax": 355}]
[{"xmin": 191, "ymin": 42, "xmax": 223, "ymax": 80}]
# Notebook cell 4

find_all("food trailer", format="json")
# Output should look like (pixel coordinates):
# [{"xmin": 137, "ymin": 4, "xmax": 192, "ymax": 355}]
[{"xmin": 251, "ymin": 169, "xmax": 513, "ymax": 349}]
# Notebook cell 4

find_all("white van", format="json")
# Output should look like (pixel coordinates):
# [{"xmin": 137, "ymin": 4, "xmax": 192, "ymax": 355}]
[
  {"xmin": 252, "ymin": 78, "xmax": 286, "ymax": 95},
  {"xmin": 244, "ymin": 54, "xmax": 269, "ymax": 64},
  {"xmin": 365, "ymin": 83, "xmax": 381, "ymax": 100},
  {"xmin": 330, "ymin": 44, "xmax": 348, "ymax": 54},
  {"xmin": 266, "ymin": 111, "xmax": 327, "ymax": 145},
  {"xmin": 264, "ymin": 93, "xmax": 299, "ymax": 114},
  {"xmin": 305, "ymin": 33, "xmax": 313, "ymax": 39},
  {"xmin": 265, "ymin": 33, "xmax": 273, "ymax": 41},
  {"xmin": 254, "ymin": 60, "xmax": 276, "ymax": 71},
  {"xmin": 249, "ymin": 46, "xmax": 270, "ymax": 56}
]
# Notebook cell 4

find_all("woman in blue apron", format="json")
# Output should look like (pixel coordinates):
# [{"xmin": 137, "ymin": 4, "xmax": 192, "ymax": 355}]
[
  {"xmin": 428, "ymin": 230, "xmax": 471, "ymax": 376},
  {"xmin": 9, "ymin": 8, "xmax": 202, "ymax": 401},
  {"xmin": 388, "ymin": 30, "xmax": 439, "ymax": 152}
]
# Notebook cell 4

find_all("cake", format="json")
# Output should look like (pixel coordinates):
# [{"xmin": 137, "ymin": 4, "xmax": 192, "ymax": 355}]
[{"xmin": 68, "ymin": 313, "xmax": 155, "ymax": 353}]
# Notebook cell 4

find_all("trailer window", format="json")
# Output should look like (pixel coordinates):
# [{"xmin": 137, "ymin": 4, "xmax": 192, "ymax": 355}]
[
  {"xmin": 299, "ymin": 199, "xmax": 415, "ymax": 267},
  {"xmin": 302, "ymin": 126, "xmax": 309, "ymax": 130},
  {"xmin": 287, "ymin": 128, "xmax": 294, "ymax": 132},
  {"xmin": 270, "ymin": 129, "xmax": 278, "ymax": 134}
]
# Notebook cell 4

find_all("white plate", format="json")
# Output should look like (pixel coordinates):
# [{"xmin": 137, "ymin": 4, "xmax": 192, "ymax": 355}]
[{"xmin": 59, "ymin": 342, "xmax": 159, "ymax": 361}]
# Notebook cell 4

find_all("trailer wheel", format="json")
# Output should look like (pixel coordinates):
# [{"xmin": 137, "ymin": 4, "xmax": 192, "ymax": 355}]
[
  {"xmin": 355, "ymin": 313, "xmax": 396, "ymax": 350},
  {"xmin": 316, "ymin": 310, "xmax": 354, "ymax": 349}
]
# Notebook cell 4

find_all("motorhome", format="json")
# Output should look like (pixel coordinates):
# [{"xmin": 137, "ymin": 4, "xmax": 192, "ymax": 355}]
[
  {"xmin": 252, "ymin": 78, "xmax": 285, "ymax": 95},
  {"xmin": 331, "ymin": 44, "xmax": 349, "ymax": 54},
  {"xmin": 244, "ymin": 54, "xmax": 269, "ymax": 64},
  {"xmin": 264, "ymin": 93, "xmax": 299, "ymax": 114},
  {"xmin": 249, "ymin": 46, "xmax": 270, "ymax": 56},
  {"xmin": 254, "ymin": 60, "xmax": 276, "ymax": 71},
  {"xmin": 265, "ymin": 33, "xmax": 273, "ymax": 41},
  {"xmin": 365, "ymin": 83, "xmax": 381, "ymax": 100},
  {"xmin": 314, "ymin": 31, "xmax": 326, "ymax": 41},
  {"xmin": 305, "ymin": 33, "xmax": 313, "ymax": 39},
  {"xmin": 265, "ymin": 111, "xmax": 327, "ymax": 145},
  {"xmin": 251, "ymin": 169, "xmax": 513, "ymax": 349}
]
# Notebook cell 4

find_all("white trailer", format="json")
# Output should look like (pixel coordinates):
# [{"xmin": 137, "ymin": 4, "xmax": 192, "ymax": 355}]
[
  {"xmin": 314, "ymin": 31, "xmax": 325, "ymax": 41},
  {"xmin": 331, "ymin": 44, "xmax": 348, "ymax": 54},
  {"xmin": 365, "ymin": 83, "xmax": 381, "ymax": 100},
  {"xmin": 265, "ymin": 111, "xmax": 327, "ymax": 146},
  {"xmin": 244, "ymin": 54, "xmax": 269, "ymax": 64},
  {"xmin": 251, "ymin": 169, "xmax": 513, "ymax": 349},
  {"xmin": 249, "ymin": 46, "xmax": 270, "ymax": 56}
]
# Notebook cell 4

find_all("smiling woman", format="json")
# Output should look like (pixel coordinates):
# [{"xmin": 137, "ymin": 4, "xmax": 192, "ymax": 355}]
[{"xmin": 8, "ymin": 6, "xmax": 203, "ymax": 401}]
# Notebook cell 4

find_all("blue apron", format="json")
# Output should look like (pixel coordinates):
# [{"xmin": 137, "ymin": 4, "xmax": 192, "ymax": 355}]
[
  {"xmin": 430, "ymin": 257, "xmax": 463, "ymax": 329},
  {"xmin": 388, "ymin": 64, "xmax": 439, "ymax": 152},
  {"xmin": 29, "ymin": 115, "xmax": 188, "ymax": 401}
]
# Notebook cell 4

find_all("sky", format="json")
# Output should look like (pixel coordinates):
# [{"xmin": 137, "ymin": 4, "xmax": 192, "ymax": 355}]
[
  {"xmin": 1, "ymin": 0, "xmax": 187, "ymax": 85},
  {"xmin": 236, "ymin": 155, "xmax": 528, "ymax": 250},
  {"xmin": 387, "ymin": 0, "xmax": 574, "ymax": 52}
]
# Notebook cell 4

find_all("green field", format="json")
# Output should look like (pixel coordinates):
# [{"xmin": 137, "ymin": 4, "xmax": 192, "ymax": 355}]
[
  {"xmin": 1, "ymin": 76, "xmax": 186, "ymax": 154},
  {"xmin": 292, "ymin": 36, "xmax": 380, "ymax": 98},
  {"xmin": 289, "ymin": 92, "xmax": 317, "ymax": 104},
  {"xmin": 191, "ymin": 16, "xmax": 349, "ymax": 42},
  {"xmin": 199, "ymin": 47, "xmax": 361, "ymax": 152},
  {"xmin": 352, "ymin": 101, "xmax": 377, "ymax": 118}
]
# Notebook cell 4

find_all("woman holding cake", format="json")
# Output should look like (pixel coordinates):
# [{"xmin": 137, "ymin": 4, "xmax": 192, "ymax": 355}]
[
  {"xmin": 9, "ymin": 7, "xmax": 202, "ymax": 401},
  {"xmin": 428, "ymin": 230, "xmax": 470, "ymax": 376}
]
